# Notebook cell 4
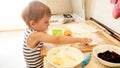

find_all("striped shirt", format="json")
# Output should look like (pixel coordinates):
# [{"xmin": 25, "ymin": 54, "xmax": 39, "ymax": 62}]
[{"xmin": 23, "ymin": 29, "xmax": 43, "ymax": 68}]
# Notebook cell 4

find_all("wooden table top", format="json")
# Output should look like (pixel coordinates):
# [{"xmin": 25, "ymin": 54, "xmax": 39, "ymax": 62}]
[{"xmin": 41, "ymin": 20, "xmax": 120, "ymax": 68}]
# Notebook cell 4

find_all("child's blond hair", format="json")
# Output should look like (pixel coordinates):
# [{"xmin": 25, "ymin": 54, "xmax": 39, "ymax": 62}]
[{"xmin": 21, "ymin": 1, "xmax": 51, "ymax": 27}]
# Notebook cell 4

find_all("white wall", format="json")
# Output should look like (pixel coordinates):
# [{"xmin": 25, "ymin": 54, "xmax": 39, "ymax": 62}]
[
  {"xmin": 1, "ymin": 0, "xmax": 72, "ymax": 31},
  {"xmin": 84, "ymin": 0, "xmax": 95, "ymax": 19},
  {"xmin": 0, "ymin": 0, "xmax": 85, "ymax": 31},
  {"xmin": 71, "ymin": 0, "xmax": 85, "ymax": 19},
  {"xmin": 86, "ymin": 0, "xmax": 120, "ymax": 34},
  {"xmin": 0, "ymin": 0, "xmax": 31, "ymax": 31},
  {"xmin": 40, "ymin": 0, "xmax": 85, "ymax": 19},
  {"xmin": 39, "ymin": 0, "xmax": 72, "ymax": 14}
]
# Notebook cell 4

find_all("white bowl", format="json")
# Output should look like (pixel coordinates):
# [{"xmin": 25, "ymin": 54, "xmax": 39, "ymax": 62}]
[
  {"xmin": 93, "ymin": 44, "xmax": 120, "ymax": 67},
  {"xmin": 46, "ymin": 46, "xmax": 84, "ymax": 68}
]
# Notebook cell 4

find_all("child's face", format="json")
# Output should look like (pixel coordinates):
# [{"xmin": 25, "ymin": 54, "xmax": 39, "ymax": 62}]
[{"xmin": 34, "ymin": 15, "xmax": 50, "ymax": 32}]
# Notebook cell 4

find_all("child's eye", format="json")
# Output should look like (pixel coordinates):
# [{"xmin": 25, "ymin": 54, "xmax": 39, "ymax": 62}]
[
  {"xmin": 45, "ymin": 22, "xmax": 49, "ymax": 24},
  {"xmin": 45, "ymin": 22, "xmax": 48, "ymax": 24}
]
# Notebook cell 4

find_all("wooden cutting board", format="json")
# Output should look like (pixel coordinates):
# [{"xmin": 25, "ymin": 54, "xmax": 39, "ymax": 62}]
[{"xmin": 71, "ymin": 43, "xmax": 96, "ymax": 52}]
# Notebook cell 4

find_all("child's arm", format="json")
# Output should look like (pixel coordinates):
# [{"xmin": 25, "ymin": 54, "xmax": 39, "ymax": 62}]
[{"xmin": 32, "ymin": 32, "xmax": 91, "ymax": 45}]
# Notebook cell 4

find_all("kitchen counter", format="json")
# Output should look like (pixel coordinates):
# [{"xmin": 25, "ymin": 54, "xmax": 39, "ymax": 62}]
[{"xmin": 41, "ymin": 20, "xmax": 120, "ymax": 68}]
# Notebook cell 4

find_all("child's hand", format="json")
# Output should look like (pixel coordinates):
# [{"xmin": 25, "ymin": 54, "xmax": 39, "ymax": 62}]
[{"xmin": 81, "ymin": 38, "xmax": 92, "ymax": 46}]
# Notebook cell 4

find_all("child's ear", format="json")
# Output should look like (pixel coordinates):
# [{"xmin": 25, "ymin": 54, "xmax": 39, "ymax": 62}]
[{"xmin": 29, "ymin": 20, "xmax": 36, "ymax": 28}]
